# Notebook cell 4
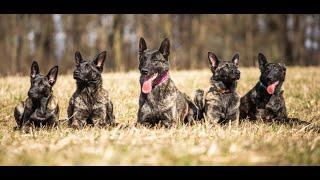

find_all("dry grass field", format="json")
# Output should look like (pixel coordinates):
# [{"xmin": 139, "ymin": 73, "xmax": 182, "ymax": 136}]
[{"xmin": 0, "ymin": 67, "xmax": 320, "ymax": 165}]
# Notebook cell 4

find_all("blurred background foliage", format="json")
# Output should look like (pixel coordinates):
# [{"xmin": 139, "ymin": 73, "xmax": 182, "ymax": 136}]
[{"xmin": 0, "ymin": 14, "xmax": 319, "ymax": 76}]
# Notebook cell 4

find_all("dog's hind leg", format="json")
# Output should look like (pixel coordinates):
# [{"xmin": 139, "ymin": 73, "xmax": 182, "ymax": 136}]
[
  {"xmin": 184, "ymin": 108, "xmax": 195, "ymax": 125},
  {"xmin": 14, "ymin": 102, "xmax": 24, "ymax": 129},
  {"xmin": 239, "ymin": 95, "xmax": 254, "ymax": 120},
  {"xmin": 193, "ymin": 89, "xmax": 205, "ymax": 120},
  {"xmin": 14, "ymin": 100, "xmax": 34, "ymax": 132},
  {"xmin": 180, "ymin": 93, "xmax": 198, "ymax": 124},
  {"xmin": 105, "ymin": 100, "xmax": 116, "ymax": 125}
]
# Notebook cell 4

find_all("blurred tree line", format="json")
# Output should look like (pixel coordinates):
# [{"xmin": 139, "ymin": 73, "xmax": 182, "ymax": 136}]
[{"xmin": 0, "ymin": 14, "xmax": 319, "ymax": 76}]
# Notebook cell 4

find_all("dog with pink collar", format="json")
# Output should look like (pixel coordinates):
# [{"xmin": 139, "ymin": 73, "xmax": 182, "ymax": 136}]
[{"xmin": 137, "ymin": 37, "xmax": 199, "ymax": 127}]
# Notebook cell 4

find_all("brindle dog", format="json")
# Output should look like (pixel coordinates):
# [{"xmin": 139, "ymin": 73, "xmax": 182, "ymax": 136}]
[
  {"xmin": 68, "ymin": 51, "xmax": 115, "ymax": 129},
  {"xmin": 239, "ymin": 53, "xmax": 320, "ymax": 132},
  {"xmin": 240, "ymin": 53, "xmax": 287, "ymax": 121},
  {"xmin": 194, "ymin": 52, "xmax": 241, "ymax": 125},
  {"xmin": 137, "ymin": 37, "xmax": 198, "ymax": 127},
  {"xmin": 14, "ymin": 61, "xmax": 59, "ymax": 132}
]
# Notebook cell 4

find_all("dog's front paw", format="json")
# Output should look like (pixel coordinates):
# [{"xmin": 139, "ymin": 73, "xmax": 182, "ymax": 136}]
[
  {"xmin": 13, "ymin": 126, "xmax": 20, "ymax": 131},
  {"xmin": 21, "ymin": 125, "xmax": 32, "ymax": 134},
  {"xmin": 70, "ymin": 122, "xmax": 81, "ymax": 130},
  {"xmin": 161, "ymin": 120, "xmax": 173, "ymax": 128}
]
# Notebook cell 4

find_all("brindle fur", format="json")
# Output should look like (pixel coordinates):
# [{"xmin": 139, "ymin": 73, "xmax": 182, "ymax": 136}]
[
  {"xmin": 137, "ymin": 37, "xmax": 198, "ymax": 127},
  {"xmin": 239, "ymin": 53, "xmax": 286, "ymax": 121},
  {"xmin": 257, "ymin": 90, "xmax": 320, "ymax": 132},
  {"xmin": 239, "ymin": 53, "xmax": 320, "ymax": 132},
  {"xmin": 14, "ymin": 61, "xmax": 59, "ymax": 132},
  {"xmin": 194, "ymin": 52, "xmax": 241, "ymax": 125},
  {"xmin": 256, "ymin": 90, "xmax": 287, "ymax": 121},
  {"xmin": 68, "ymin": 51, "xmax": 115, "ymax": 129}
]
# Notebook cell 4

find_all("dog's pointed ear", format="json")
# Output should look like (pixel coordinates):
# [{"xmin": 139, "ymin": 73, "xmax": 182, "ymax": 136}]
[
  {"xmin": 46, "ymin": 66, "xmax": 59, "ymax": 86},
  {"xmin": 93, "ymin": 51, "xmax": 106, "ymax": 72},
  {"xmin": 279, "ymin": 63, "xmax": 286, "ymax": 71},
  {"xmin": 208, "ymin": 52, "xmax": 219, "ymax": 70},
  {"xmin": 30, "ymin": 61, "xmax": 40, "ymax": 79},
  {"xmin": 139, "ymin": 37, "xmax": 147, "ymax": 54},
  {"xmin": 258, "ymin": 53, "xmax": 268, "ymax": 70},
  {"xmin": 279, "ymin": 90, "xmax": 284, "ymax": 97},
  {"xmin": 232, "ymin": 53, "xmax": 240, "ymax": 67},
  {"xmin": 159, "ymin": 38, "xmax": 170, "ymax": 59},
  {"xmin": 75, "ymin": 51, "xmax": 83, "ymax": 65}
]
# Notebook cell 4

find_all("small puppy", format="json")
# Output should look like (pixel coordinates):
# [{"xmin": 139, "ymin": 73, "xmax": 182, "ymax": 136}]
[
  {"xmin": 14, "ymin": 61, "xmax": 59, "ymax": 132},
  {"xmin": 68, "ymin": 51, "xmax": 115, "ymax": 129}
]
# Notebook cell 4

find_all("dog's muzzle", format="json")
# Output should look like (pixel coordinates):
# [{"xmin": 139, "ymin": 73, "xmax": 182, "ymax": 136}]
[{"xmin": 141, "ymin": 68, "xmax": 149, "ymax": 75}]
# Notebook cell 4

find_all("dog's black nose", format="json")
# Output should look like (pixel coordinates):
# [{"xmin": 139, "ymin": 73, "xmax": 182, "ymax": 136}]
[
  {"xmin": 266, "ymin": 77, "xmax": 273, "ymax": 83},
  {"xmin": 141, "ymin": 68, "xmax": 149, "ymax": 75},
  {"xmin": 28, "ymin": 91, "xmax": 35, "ymax": 98},
  {"xmin": 74, "ymin": 71, "xmax": 80, "ymax": 78}
]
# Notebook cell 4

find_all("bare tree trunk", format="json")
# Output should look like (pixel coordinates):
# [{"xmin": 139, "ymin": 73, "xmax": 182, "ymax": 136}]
[
  {"xmin": 280, "ymin": 15, "xmax": 294, "ymax": 65},
  {"xmin": 15, "ymin": 15, "xmax": 25, "ymax": 74},
  {"xmin": 245, "ymin": 15, "xmax": 254, "ymax": 66},
  {"xmin": 16, "ymin": 36, "xmax": 23, "ymax": 74},
  {"xmin": 112, "ymin": 15, "xmax": 123, "ymax": 71}
]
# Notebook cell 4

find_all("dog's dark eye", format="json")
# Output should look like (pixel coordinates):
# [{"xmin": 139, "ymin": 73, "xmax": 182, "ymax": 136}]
[
  {"xmin": 139, "ymin": 56, "xmax": 146, "ymax": 61},
  {"xmin": 265, "ymin": 67, "xmax": 270, "ymax": 73}
]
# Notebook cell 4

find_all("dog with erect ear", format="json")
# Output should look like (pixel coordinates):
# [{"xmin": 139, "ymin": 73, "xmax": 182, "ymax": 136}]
[
  {"xmin": 67, "ymin": 51, "xmax": 115, "ymax": 129},
  {"xmin": 14, "ymin": 61, "xmax": 59, "ymax": 133},
  {"xmin": 240, "ymin": 53, "xmax": 287, "ymax": 121},
  {"xmin": 239, "ymin": 53, "xmax": 320, "ymax": 132},
  {"xmin": 137, "ymin": 37, "xmax": 199, "ymax": 127},
  {"xmin": 194, "ymin": 51, "xmax": 241, "ymax": 125}
]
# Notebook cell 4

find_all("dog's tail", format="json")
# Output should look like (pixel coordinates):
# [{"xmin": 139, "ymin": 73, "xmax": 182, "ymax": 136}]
[
  {"xmin": 56, "ymin": 118, "xmax": 69, "ymax": 126},
  {"xmin": 276, "ymin": 117, "xmax": 320, "ymax": 133},
  {"xmin": 194, "ymin": 89, "xmax": 205, "ymax": 120}
]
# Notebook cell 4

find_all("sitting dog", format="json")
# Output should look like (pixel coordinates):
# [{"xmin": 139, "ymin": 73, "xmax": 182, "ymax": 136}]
[
  {"xmin": 240, "ymin": 53, "xmax": 286, "ymax": 121},
  {"xmin": 68, "ymin": 51, "xmax": 115, "ymax": 129},
  {"xmin": 14, "ymin": 61, "xmax": 59, "ymax": 132},
  {"xmin": 194, "ymin": 52, "xmax": 241, "ymax": 124},
  {"xmin": 137, "ymin": 37, "xmax": 198, "ymax": 127}
]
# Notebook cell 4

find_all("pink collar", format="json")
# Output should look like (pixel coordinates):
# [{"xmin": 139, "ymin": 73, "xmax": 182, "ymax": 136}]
[{"xmin": 153, "ymin": 71, "xmax": 169, "ymax": 86}]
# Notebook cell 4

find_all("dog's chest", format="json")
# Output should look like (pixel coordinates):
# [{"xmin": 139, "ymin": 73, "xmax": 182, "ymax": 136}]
[
  {"xmin": 254, "ymin": 92, "xmax": 272, "ymax": 109},
  {"xmin": 205, "ymin": 91, "xmax": 239, "ymax": 112},
  {"xmin": 143, "ymin": 89, "xmax": 177, "ymax": 110},
  {"xmin": 47, "ymin": 95, "xmax": 59, "ymax": 111},
  {"xmin": 139, "ymin": 80, "xmax": 178, "ymax": 112},
  {"xmin": 75, "ymin": 88, "xmax": 108, "ymax": 110}
]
